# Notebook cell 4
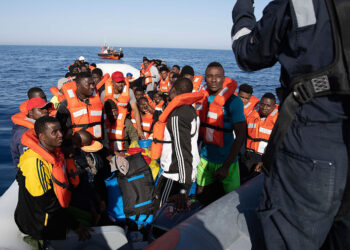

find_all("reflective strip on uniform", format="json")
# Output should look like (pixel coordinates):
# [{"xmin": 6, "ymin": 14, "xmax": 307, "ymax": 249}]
[
  {"xmin": 118, "ymin": 113, "xmax": 123, "ymax": 120},
  {"xmin": 232, "ymin": 27, "xmax": 252, "ymax": 43},
  {"xmin": 194, "ymin": 77, "xmax": 200, "ymax": 83},
  {"xmin": 118, "ymin": 103, "xmax": 127, "ymax": 106},
  {"xmin": 244, "ymin": 102, "xmax": 251, "ymax": 108},
  {"xmin": 25, "ymin": 117, "xmax": 35, "ymax": 123},
  {"xmin": 247, "ymin": 123, "xmax": 256, "ymax": 129},
  {"xmin": 291, "ymin": 0, "xmax": 316, "ymax": 28},
  {"xmin": 155, "ymin": 107, "xmax": 162, "ymax": 111},
  {"xmin": 67, "ymin": 89, "xmax": 75, "ymax": 98},
  {"xmin": 207, "ymin": 111, "xmax": 218, "ymax": 120},
  {"xmin": 258, "ymin": 141, "xmax": 268, "ymax": 154},
  {"xmin": 195, "ymin": 104, "xmax": 203, "ymax": 110},
  {"xmin": 131, "ymin": 119, "xmax": 136, "ymax": 124},
  {"xmin": 73, "ymin": 109, "xmax": 87, "ymax": 118},
  {"xmin": 90, "ymin": 110, "xmax": 102, "ymax": 116},
  {"xmin": 259, "ymin": 127, "xmax": 272, "ymax": 135}
]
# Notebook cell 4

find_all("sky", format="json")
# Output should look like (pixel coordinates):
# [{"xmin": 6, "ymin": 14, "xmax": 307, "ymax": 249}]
[{"xmin": 0, "ymin": 0, "xmax": 271, "ymax": 50}]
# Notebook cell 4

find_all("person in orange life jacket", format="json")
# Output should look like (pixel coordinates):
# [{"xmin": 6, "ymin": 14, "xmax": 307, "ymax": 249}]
[
  {"xmin": 19, "ymin": 87, "xmax": 48, "ymax": 113},
  {"xmin": 151, "ymin": 91, "xmax": 166, "ymax": 112},
  {"xmin": 158, "ymin": 66, "xmax": 171, "ymax": 93},
  {"xmin": 154, "ymin": 78, "xmax": 201, "ymax": 211},
  {"xmin": 56, "ymin": 72, "xmax": 103, "ymax": 141},
  {"xmin": 69, "ymin": 130, "xmax": 105, "ymax": 226},
  {"xmin": 141, "ymin": 58, "xmax": 160, "ymax": 94},
  {"xmin": 237, "ymin": 83, "xmax": 259, "ymax": 119},
  {"xmin": 15, "ymin": 116, "xmax": 92, "ymax": 246},
  {"xmin": 91, "ymin": 68, "xmax": 110, "ymax": 95},
  {"xmin": 104, "ymin": 99, "xmax": 139, "ymax": 153},
  {"xmin": 11, "ymin": 97, "xmax": 52, "ymax": 167},
  {"xmin": 134, "ymin": 87, "xmax": 147, "ymax": 102},
  {"xmin": 80, "ymin": 65, "xmax": 89, "ymax": 73},
  {"xmin": 180, "ymin": 65, "xmax": 203, "ymax": 92},
  {"xmin": 100, "ymin": 71, "xmax": 146, "ymax": 139},
  {"xmin": 171, "ymin": 65, "xmax": 181, "ymax": 75},
  {"xmin": 241, "ymin": 93, "xmax": 278, "ymax": 176},
  {"xmin": 196, "ymin": 62, "xmax": 246, "ymax": 200},
  {"xmin": 50, "ymin": 77, "xmax": 71, "ymax": 109},
  {"xmin": 137, "ymin": 97, "xmax": 159, "ymax": 138},
  {"xmin": 169, "ymin": 72, "xmax": 180, "ymax": 86}
]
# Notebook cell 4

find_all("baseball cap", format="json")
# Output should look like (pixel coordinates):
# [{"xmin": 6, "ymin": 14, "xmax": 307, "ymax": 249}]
[
  {"xmin": 79, "ymin": 56, "xmax": 85, "ymax": 61},
  {"xmin": 111, "ymin": 71, "xmax": 125, "ymax": 83},
  {"xmin": 27, "ymin": 97, "xmax": 53, "ymax": 111}
]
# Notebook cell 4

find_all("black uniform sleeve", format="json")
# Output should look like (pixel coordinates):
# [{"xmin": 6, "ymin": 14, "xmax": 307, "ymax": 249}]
[
  {"xmin": 169, "ymin": 114, "xmax": 193, "ymax": 187},
  {"xmin": 231, "ymin": 0, "xmax": 291, "ymax": 71}
]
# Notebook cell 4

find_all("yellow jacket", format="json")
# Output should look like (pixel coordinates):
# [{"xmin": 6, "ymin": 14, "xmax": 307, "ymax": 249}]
[{"xmin": 18, "ymin": 148, "xmax": 53, "ymax": 197}]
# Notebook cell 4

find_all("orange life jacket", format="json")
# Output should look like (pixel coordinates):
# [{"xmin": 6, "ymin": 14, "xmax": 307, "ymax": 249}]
[
  {"xmin": 141, "ymin": 113, "xmax": 154, "ymax": 139},
  {"xmin": 192, "ymin": 75, "xmax": 203, "ymax": 92},
  {"xmin": 244, "ymin": 96, "xmax": 259, "ymax": 118},
  {"xmin": 246, "ymin": 106, "xmax": 279, "ymax": 154},
  {"xmin": 104, "ymin": 99, "xmax": 128, "ymax": 152},
  {"xmin": 104, "ymin": 78, "xmax": 130, "ymax": 110},
  {"xmin": 159, "ymin": 74, "xmax": 171, "ymax": 93},
  {"xmin": 50, "ymin": 87, "xmax": 65, "ymax": 103},
  {"xmin": 96, "ymin": 73, "xmax": 110, "ymax": 91},
  {"xmin": 21, "ymin": 129, "xmax": 75, "ymax": 208},
  {"xmin": 197, "ymin": 77, "xmax": 238, "ymax": 147},
  {"xmin": 11, "ymin": 112, "xmax": 35, "ymax": 128},
  {"xmin": 141, "ymin": 62, "xmax": 154, "ymax": 86},
  {"xmin": 89, "ymin": 65, "xmax": 96, "ymax": 71},
  {"xmin": 19, "ymin": 100, "xmax": 29, "ymax": 113},
  {"xmin": 145, "ymin": 95, "xmax": 153, "ymax": 104},
  {"xmin": 62, "ymin": 81, "xmax": 103, "ymax": 139},
  {"xmin": 150, "ymin": 92, "xmax": 204, "ymax": 160},
  {"xmin": 153, "ymin": 100, "xmax": 165, "ymax": 112}
]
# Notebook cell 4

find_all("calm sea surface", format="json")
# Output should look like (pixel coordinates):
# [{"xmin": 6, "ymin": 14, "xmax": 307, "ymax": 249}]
[{"xmin": 0, "ymin": 45, "xmax": 280, "ymax": 195}]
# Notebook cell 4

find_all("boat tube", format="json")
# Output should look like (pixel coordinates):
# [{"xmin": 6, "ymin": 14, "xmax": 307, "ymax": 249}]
[
  {"xmin": 147, "ymin": 174, "xmax": 265, "ymax": 250},
  {"xmin": 96, "ymin": 63, "xmax": 140, "ymax": 79}
]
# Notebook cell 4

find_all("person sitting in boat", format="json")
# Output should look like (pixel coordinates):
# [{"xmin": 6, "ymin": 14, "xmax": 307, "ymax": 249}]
[
  {"xmin": 152, "ymin": 78, "xmax": 202, "ymax": 210},
  {"xmin": 171, "ymin": 65, "xmax": 181, "ymax": 75},
  {"xmin": 140, "ymin": 58, "xmax": 160, "ymax": 96},
  {"xmin": 237, "ymin": 83, "xmax": 259, "ymax": 119},
  {"xmin": 15, "ymin": 116, "xmax": 91, "ymax": 249},
  {"xmin": 11, "ymin": 97, "xmax": 52, "ymax": 167},
  {"xmin": 92, "ymin": 68, "xmax": 110, "ymax": 95},
  {"xmin": 19, "ymin": 87, "xmax": 48, "ymax": 113},
  {"xmin": 100, "ymin": 71, "xmax": 146, "ymax": 139},
  {"xmin": 180, "ymin": 65, "xmax": 203, "ymax": 92},
  {"xmin": 69, "ymin": 130, "xmax": 106, "ymax": 226},
  {"xmin": 240, "ymin": 93, "xmax": 278, "ymax": 179},
  {"xmin": 78, "ymin": 56, "xmax": 85, "ymax": 63},
  {"xmin": 135, "ymin": 97, "xmax": 158, "ymax": 139},
  {"xmin": 150, "ymin": 91, "xmax": 166, "ymax": 112},
  {"xmin": 104, "ymin": 99, "xmax": 139, "ymax": 153},
  {"xmin": 158, "ymin": 67, "xmax": 171, "ymax": 94},
  {"xmin": 126, "ymin": 72, "xmax": 134, "ymax": 82}
]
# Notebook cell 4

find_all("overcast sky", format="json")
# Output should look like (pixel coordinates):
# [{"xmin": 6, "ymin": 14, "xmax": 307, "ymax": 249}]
[{"xmin": 0, "ymin": 0, "xmax": 272, "ymax": 50}]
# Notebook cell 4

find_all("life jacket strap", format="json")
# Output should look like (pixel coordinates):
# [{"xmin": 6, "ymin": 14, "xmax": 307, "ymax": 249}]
[
  {"xmin": 247, "ymin": 135, "xmax": 269, "ymax": 143},
  {"xmin": 200, "ymin": 123, "xmax": 233, "ymax": 133},
  {"xmin": 153, "ymin": 138, "xmax": 173, "ymax": 144},
  {"xmin": 51, "ymin": 174, "xmax": 72, "ymax": 191},
  {"xmin": 70, "ymin": 121, "xmax": 101, "ymax": 129}
]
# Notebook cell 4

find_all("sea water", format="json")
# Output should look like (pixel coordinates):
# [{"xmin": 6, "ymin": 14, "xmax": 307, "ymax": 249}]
[{"xmin": 0, "ymin": 45, "xmax": 280, "ymax": 195}]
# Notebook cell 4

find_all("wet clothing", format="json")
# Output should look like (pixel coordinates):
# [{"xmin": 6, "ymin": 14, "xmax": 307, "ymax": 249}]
[
  {"xmin": 10, "ymin": 124, "xmax": 29, "ymax": 167},
  {"xmin": 15, "ymin": 149, "xmax": 78, "ymax": 240},
  {"xmin": 232, "ymin": 0, "xmax": 350, "ymax": 249}
]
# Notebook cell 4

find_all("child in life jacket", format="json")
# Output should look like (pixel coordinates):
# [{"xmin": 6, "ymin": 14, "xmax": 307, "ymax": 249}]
[
  {"xmin": 69, "ymin": 130, "xmax": 106, "ymax": 226},
  {"xmin": 104, "ymin": 99, "xmax": 139, "ymax": 153},
  {"xmin": 136, "ymin": 97, "xmax": 159, "ymax": 139}
]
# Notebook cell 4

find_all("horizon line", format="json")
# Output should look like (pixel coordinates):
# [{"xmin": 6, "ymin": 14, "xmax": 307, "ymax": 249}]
[{"xmin": 0, "ymin": 44, "xmax": 232, "ymax": 51}]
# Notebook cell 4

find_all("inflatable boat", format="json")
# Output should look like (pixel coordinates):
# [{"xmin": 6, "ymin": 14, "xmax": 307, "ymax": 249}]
[
  {"xmin": 98, "ymin": 46, "xmax": 124, "ymax": 60},
  {"xmin": 96, "ymin": 63, "xmax": 140, "ymax": 79}
]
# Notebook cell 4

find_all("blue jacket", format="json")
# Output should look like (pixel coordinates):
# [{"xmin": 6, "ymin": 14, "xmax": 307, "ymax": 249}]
[
  {"xmin": 231, "ymin": 0, "xmax": 350, "ymax": 122},
  {"xmin": 10, "ymin": 124, "xmax": 28, "ymax": 167}
]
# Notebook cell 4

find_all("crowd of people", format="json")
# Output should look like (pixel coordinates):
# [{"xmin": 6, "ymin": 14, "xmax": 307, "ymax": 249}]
[{"xmin": 10, "ymin": 55, "xmax": 279, "ymax": 248}]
